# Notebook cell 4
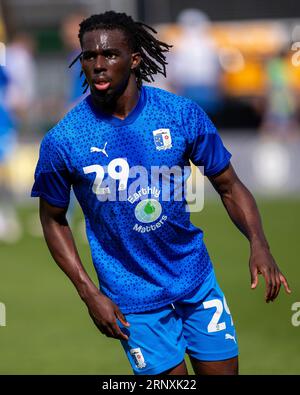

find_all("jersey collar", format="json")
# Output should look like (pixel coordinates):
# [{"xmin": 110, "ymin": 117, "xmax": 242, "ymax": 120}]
[{"xmin": 86, "ymin": 86, "xmax": 146, "ymax": 127}]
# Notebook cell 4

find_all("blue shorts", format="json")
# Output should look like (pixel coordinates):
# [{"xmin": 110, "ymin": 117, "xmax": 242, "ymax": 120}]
[{"xmin": 118, "ymin": 269, "xmax": 238, "ymax": 375}]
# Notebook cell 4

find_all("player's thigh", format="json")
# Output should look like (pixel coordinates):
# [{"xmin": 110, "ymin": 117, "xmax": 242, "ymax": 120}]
[
  {"xmin": 176, "ymin": 270, "xmax": 239, "ymax": 372},
  {"xmin": 118, "ymin": 305, "xmax": 187, "ymax": 375},
  {"xmin": 189, "ymin": 355, "xmax": 238, "ymax": 375},
  {"xmin": 159, "ymin": 360, "xmax": 188, "ymax": 375}
]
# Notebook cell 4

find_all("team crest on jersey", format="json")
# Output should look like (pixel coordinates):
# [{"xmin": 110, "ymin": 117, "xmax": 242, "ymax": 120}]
[
  {"xmin": 130, "ymin": 347, "xmax": 147, "ymax": 369},
  {"xmin": 153, "ymin": 128, "xmax": 172, "ymax": 151}
]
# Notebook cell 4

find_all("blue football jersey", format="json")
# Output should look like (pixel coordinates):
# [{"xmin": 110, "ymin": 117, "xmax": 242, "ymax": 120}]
[{"xmin": 31, "ymin": 86, "xmax": 232, "ymax": 313}]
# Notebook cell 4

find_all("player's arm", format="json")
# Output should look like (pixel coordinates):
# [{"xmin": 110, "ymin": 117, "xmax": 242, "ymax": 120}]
[
  {"xmin": 39, "ymin": 198, "xmax": 129, "ymax": 339},
  {"xmin": 208, "ymin": 163, "xmax": 291, "ymax": 302}
]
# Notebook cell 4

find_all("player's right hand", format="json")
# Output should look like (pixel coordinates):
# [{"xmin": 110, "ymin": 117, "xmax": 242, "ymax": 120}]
[{"xmin": 85, "ymin": 292, "xmax": 130, "ymax": 341}]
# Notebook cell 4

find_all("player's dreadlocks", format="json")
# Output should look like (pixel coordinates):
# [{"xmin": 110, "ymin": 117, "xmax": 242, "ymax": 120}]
[{"xmin": 69, "ymin": 11, "xmax": 172, "ymax": 93}]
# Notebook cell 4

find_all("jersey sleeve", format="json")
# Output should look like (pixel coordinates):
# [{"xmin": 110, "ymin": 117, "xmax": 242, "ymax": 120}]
[
  {"xmin": 31, "ymin": 132, "xmax": 72, "ymax": 208},
  {"xmin": 186, "ymin": 103, "xmax": 232, "ymax": 176}
]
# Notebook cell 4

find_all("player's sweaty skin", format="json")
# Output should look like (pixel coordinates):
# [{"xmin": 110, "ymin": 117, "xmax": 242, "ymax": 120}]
[
  {"xmin": 208, "ymin": 164, "xmax": 291, "ymax": 303},
  {"xmin": 39, "ymin": 199, "xmax": 130, "ymax": 341},
  {"xmin": 80, "ymin": 29, "xmax": 141, "ymax": 119}
]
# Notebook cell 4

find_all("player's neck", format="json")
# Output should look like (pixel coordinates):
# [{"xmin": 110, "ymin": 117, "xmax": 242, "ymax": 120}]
[{"xmin": 91, "ymin": 76, "xmax": 140, "ymax": 120}]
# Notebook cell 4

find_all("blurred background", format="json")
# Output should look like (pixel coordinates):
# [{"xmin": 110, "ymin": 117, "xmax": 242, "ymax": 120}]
[{"xmin": 0, "ymin": 0, "xmax": 299, "ymax": 374}]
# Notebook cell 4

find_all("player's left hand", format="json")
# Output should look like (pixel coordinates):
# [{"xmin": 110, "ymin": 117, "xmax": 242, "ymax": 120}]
[{"xmin": 249, "ymin": 246, "xmax": 291, "ymax": 302}]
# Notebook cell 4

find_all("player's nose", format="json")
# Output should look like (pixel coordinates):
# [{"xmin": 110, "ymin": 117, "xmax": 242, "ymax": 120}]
[{"xmin": 94, "ymin": 55, "xmax": 106, "ymax": 73}]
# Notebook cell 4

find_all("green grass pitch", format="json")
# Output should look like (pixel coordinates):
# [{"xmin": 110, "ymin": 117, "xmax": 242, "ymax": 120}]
[{"xmin": 0, "ymin": 197, "xmax": 299, "ymax": 374}]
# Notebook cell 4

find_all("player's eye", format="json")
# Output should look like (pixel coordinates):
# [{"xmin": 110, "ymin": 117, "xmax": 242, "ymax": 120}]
[
  {"xmin": 105, "ymin": 53, "xmax": 117, "ymax": 60},
  {"xmin": 83, "ymin": 52, "xmax": 95, "ymax": 60}
]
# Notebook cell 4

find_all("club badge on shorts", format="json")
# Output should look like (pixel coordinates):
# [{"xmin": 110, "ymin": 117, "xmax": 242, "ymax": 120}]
[
  {"xmin": 153, "ymin": 128, "xmax": 172, "ymax": 151},
  {"xmin": 130, "ymin": 347, "xmax": 147, "ymax": 369}
]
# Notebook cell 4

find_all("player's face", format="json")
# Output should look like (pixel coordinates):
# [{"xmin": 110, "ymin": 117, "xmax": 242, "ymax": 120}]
[{"xmin": 80, "ymin": 29, "xmax": 140, "ymax": 103}]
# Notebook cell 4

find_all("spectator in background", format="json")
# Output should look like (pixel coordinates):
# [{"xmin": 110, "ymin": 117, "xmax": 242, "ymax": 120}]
[
  {"xmin": 167, "ymin": 9, "xmax": 222, "ymax": 118},
  {"xmin": 0, "ymin": 65, "xmax": 21, "ymax": 243},
  {"xmin": 0, "ymin": 32, "xmax": 37, "ymax": 242},
  {"xmin": 61, "ymin": 11, "xmax": 88, "ymax": 109},
  {"xmin": 262, "ymin": 47, "xmax": 299, "ymax": 139},
  {"xmin": 6, "ymin": 32, "xmax": 36, "ymax": 120}
]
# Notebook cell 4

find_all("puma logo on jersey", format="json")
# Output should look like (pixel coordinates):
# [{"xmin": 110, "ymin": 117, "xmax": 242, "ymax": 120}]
[
  {"xmin": 225, "ymin": 333, "xmax": 236, "ymax": 343},
  {"xmin": 90, "ymin": 142, "xmax": 108, "ymax": 157}
]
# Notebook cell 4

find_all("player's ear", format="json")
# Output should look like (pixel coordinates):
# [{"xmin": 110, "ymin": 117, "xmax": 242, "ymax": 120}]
[{"xmin": 131, "ymin": 52, "xmax": 141, "ymax": 70}]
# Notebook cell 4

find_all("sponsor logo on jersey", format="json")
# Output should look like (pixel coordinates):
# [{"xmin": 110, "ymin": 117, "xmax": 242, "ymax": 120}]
[
  {"xmin": 128, "ymin": 186, "xmax": 160, "ymax": 204},
  {"xmin": 153, "ymin": 129, "xmax": 172, "ymax": 151},
  {"xmin": 134, "ymin": 199, "xmax": 162, "ymax": 224},
  {"xmin": 128, "ymin": 186, "xmax": 167, "ymax": 232},
  {"xmin": 130, "ymin": 347, "xmax": 146, "ymax": 369}
]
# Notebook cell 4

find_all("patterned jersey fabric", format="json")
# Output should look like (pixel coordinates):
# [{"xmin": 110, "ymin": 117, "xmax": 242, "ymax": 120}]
[{"xmin": 31, "ymin": 86, "xmax": 231, "ymax": 313}]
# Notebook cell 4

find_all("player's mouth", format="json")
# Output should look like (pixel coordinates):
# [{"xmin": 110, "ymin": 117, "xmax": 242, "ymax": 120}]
[{"xmin": 93, "ymin": 79, "xmax": 111, "ymax": 91}]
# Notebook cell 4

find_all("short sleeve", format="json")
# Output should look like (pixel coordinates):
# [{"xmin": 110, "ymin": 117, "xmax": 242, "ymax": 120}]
[
  {"xmin": 186, "ymin": 103, "xmax": 232, "ymax": 176},
  {"xmin": 31, "ymin": 132, "xmax": 72, "ymax": 208}
]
